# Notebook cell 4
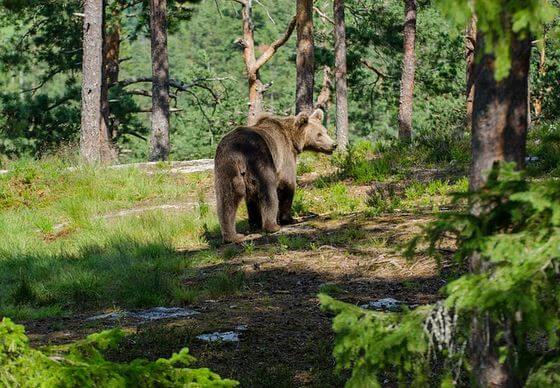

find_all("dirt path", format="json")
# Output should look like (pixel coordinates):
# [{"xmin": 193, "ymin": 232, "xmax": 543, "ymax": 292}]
[{"xmin": 25, "ymin": 212, "xmax": 448, "ymax": 387}]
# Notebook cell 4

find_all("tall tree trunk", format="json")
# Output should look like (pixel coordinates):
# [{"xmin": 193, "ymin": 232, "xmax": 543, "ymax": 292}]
[
  {"xmin": 470, "ymin": 33, "xmax": 531, "ymax": 190},
  {"xmin": 81, "ymin": 0, "xmax": 113, "ymax": 164},
  {"xmin": 149, "ymin": 0, "xmax": 170, "ymax": 161},
  {"xmin": 466, "ymin": 15, "xmax": 477, "ymax": 132},
  {"xmin": 295, "ymin": 0, "xmax": 314, "ymax": 114},
  {"xmin": 333, "ymin": 0, "xmax": 349, "ymax": 151},
  {"xmin": 469, "ymin": 31, "xmax": 531, "ymax": 387},
  {"xmin": 397, "ymin": 0, "xmax": 417, "ymax": 141}
]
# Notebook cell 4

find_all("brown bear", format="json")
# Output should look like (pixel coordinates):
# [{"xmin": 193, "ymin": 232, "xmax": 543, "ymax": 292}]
[{"xmin": 214, "ymin": 109, "xmax": 337, "ymax": 243}]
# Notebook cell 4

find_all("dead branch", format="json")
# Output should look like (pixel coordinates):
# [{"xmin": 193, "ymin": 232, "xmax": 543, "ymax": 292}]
[
  {"xmin": 255, "ymin": 0, "xmax": 276, "ymax": 24},
  {"xmin": 313, "ymin": 6, "xmax": 334, "ymax": 25},
  {"xmin": 256, "ymin": 81, "xmax": 274, "ymax": 93},
  {"xmin": 361, "ymin": 59, "xmax": 388, "ymax": 79},
  {"xmin": 115, "ymin": 76, "xmax": 230, "ymax": 91},
  {"xmin": 137, "ymin": 107, "xmax": 183, "ymax": 113},
  {"xmin": 254, "ymin": 15, "xmax": 297, "ymax": 70},
  {"xmin": 127, "ymin": 89, "xmax": 152, "ymax": 98},
  {"xmin": 315, "ymin": 66, "xmax": 332, "ymax": 111}
]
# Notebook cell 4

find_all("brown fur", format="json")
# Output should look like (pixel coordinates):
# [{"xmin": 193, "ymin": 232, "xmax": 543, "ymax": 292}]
[{"xmin": 214, "ymin": 109, "xmax": 336, "ymax": 243}]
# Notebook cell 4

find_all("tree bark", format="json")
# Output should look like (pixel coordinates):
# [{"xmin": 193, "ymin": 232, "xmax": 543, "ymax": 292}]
[
  {"xmin": 81, "ymin": 0, "xmax": 113, "ymax": 164},
  {"xmin": 532, "ymin": 34, "xmax": 546, "ymax": 120},
  {"xmin": 314, "ymin": 66, "xmax": 332, "ymax": 113},
  {"xmin": 333, "ymin": 0, "xmax": 349, "ymax": 151},
  {"xmin": 295, "ymin": 0, "xmax": 314, "ymax": 114},
  {"xmin": 235, "ymin": 0, "xmax": 296, "ymax": 125},
  {"xmin": 149, "ymin": 0, "xmax": 170, "ymax": 161},
  {"xmin": 466, "ymin": 15, "xmax": 477, "ymax": 132},
  {"xmin": 103, "ymin": 2, "xmax": 122, "ymax": 140},
  {"xmin": 469, "ymin": 31, "xmax": 531, "ymax": 388},
  {"xmin": 397, "ymin": 0, "xmax": 417, "ymax": 141},
  {"xmin": 470, "ymin": 33, "xmax": 531, "ymax": 190}
]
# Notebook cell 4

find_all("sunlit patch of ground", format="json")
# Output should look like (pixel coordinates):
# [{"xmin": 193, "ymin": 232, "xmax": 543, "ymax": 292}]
[{"xmin": 3, "ymin": 156, "xmax": 464, "ymax": 386}]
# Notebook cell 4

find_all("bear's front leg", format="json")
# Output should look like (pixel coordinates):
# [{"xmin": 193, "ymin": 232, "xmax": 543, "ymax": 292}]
[{"xmin": 277, "ymin": 184, "xmax": 295, "ymax": 225}]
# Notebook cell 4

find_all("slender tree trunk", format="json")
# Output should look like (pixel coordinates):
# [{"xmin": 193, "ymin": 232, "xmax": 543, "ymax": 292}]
[
  {"xmin": 296, "ymin": 0, "xmax": 314, "ymax": 113},
  {"xmin": 466, "ymin": 15, "xmax": 477, "ymax": 132},
  {"xmin": 533, "ymin": 34, "xmax": 546, "ymax": 120},
  {"xmin": 81, "ymin": 0, "xmax": 112, "ymax": 164},
  {"xmin": 397, "ymin": 0, "xmax": 417, "ymax": 141},
  {"xmin": 333, "ymin": 0, "xmax": 349, "ymax": 150},
  {"xmin": 149, "ymin": 0, "xmax": 170, "ymax": 161},
  {"xmin": 104, "ymin": 4, "xmax": 122, "ymax": 140},
  {"xmin": 314, "ymin": 66, "xmax": 332, "ymax": 120},
  {"xmin": 469, "ymin": 31, "xmax": 531, "ymax": 387}
]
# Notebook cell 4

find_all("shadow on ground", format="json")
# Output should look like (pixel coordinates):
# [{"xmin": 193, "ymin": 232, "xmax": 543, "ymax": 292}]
[{"xmin": 17, "ymin": 212, "xmax": 454, "ymax": 387}]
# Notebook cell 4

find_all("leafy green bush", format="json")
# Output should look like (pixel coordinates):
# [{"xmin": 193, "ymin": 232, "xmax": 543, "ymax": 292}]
[
  {"xmin": 527, "ymin": 121, "xmax": 560, "ymax": 177},
  {"xmin": 322, "ymin": 164, "xmax": 560, "ymax": 386},
  {"xmin": 333, "ymin": 141, "xmax": 397, "ymax": 184},
  {"xmin": 0, "ymin": 318, "xmax": 238, "ymax": 387}
]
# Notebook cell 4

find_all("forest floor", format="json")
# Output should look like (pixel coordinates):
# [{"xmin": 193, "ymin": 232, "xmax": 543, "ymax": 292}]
[{"xmin": 0, "ymin": 153, "xmax": 466, "ymax": 387}]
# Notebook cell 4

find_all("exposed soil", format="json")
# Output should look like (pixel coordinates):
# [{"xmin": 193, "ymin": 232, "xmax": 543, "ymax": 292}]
[{"xmin": 24, "ymin": 210, "xmax": 452, "ymax": 387}]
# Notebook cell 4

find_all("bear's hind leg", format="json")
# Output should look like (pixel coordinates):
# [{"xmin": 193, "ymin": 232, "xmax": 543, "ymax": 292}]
[
  {"xmin": 259, "ymin": 185, "xmax": 281, "ymax": 234},
  {"xmin": 216, "ymin": 179, "xmax": 245, "ymax": 244},
  {"xmin": 246, "ymin": 198, "xmax": 262, "ymax": 232},
  {"xmin": 277, "ymin": 184, "xmax": 295, "ymax": 225}
]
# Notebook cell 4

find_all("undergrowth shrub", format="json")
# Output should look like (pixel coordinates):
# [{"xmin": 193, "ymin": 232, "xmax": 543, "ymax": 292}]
[
  {"xmin": 0, "ymin": 318, "xmax": 238, "ymax": 387},
  {"xmin": 527, "ymin": 121, "xmax": 560, "ymax": 177},
  {"xmin": 322, "ymin": 164, "xmax": 560, "ymax": 386},
  {"xmin": 332, "ymin": 136, "xmax": 469, "ymax": 185}
]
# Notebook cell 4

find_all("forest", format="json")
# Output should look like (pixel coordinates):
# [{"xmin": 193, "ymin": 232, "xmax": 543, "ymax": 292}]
[{"xmin": 0, "ymin": 0, "xmax": 560, "ymax": 387}]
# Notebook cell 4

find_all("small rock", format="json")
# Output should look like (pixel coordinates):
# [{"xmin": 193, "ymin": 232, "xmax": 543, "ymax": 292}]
[
  {"xmin": 197, "ymin": 331, "xmax": 240, "ymax": 343},
  {"xmin": 87, "ymin": 307, "xmax": 199, "ymax": 321},
  {"xmin": 360, "ymin": 298, "xmax": 405, "ymax": 312}
]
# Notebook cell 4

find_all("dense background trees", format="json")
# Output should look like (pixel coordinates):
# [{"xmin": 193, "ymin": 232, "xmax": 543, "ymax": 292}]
[{"xmin": 5, "ymin": 0, "xmax": 557, "ymax": 163}]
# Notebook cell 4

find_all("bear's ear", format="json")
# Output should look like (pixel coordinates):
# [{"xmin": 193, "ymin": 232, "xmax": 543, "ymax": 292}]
[
  {"xmin": 295, "ymin": 111, "xmax": 309, "ymax": 127},
  {"xmin": 310, "ymin": 108, "xmax": 324, "ymax": 122}
]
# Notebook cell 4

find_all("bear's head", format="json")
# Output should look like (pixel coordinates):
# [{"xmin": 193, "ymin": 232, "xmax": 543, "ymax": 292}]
[{"xmin": 294, "ymin": 109, "xmax": 337, "ymax": 154}]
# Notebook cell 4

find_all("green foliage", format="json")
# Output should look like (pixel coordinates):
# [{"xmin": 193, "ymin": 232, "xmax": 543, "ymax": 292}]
[
  {"xmin": 0, "ymin": 317, "xmax": 238, "ymax": 387},
  {"xmin": 527, "ymin": 121, "xmax": 560, "ymax": 176},
  {"xmin": 320, "ymin": 295, "xmax": 431, "ymax": 387},
  {"xmin": 323, "ymin": 164, "xmax": 560, "ymax": 385},
  {"xmin": 437, "ymin": 0, "xmax": 557, "ymax": 79}
]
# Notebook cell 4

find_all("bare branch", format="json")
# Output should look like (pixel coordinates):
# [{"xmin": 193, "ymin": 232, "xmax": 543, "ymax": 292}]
[
  {"xmin": 127, "ymin": 89, "xmax": 152, "ymax": 98},
  {"xmin": 254, "ymin": 15, "xmax": 297, "ymax": 70},
  {"xmin": 115, "ymin": 76, "xmax": 231, "ymax": 90},
  {"xmin": 234, "ymin": 37, "xmax": 249, "ymax": 48},
  {"xmin": 255, "ymin": 0, "xmax": 275, "ymax": 24},
  {"xmin": 313, "ymin": 6, "xmax": 334, "ymax": 25},
  {"xmin": 126, "ymin": 131, "xmax": 148, "ymax": 141},
  {"xmin": 361, "ymin": 59, "xmax": 388, "ymax": 79},
  {"xmin": 137, "ymin": 107, "xmax": 183, "ymax": 113},
  {"xmin": 256, "ymin": 81, "xmax": 273, "ymax": 93}
]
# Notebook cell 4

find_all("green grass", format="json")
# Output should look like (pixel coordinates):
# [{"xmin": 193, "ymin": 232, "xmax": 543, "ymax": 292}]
[
  {"xmin": 0, "ymin": 158, "xmax": 222, "ymax": 320},
  {"xmin": 293, "ymin": 182, "xmax": 363, "ymax": 217}
]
